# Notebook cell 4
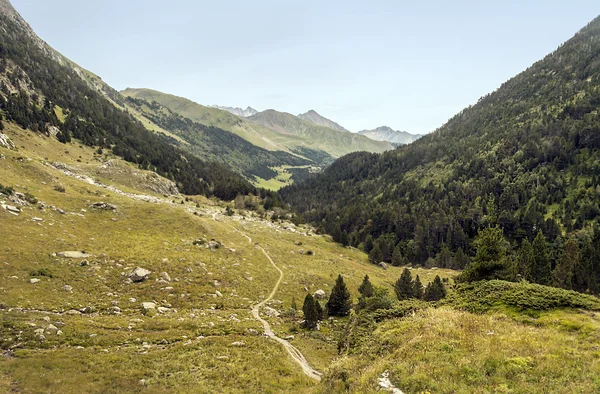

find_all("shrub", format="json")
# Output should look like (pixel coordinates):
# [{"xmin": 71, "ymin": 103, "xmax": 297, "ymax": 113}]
[{"xmin": 30, "ymin": 268, "xmax": 54, "ymax": 278}]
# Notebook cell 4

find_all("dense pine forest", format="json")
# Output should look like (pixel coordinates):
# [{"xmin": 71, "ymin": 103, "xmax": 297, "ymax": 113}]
[
  {"xmin": 282, "ymin": 17, "xmax": 600, "ymax": 294},
  {"xmin": 0, "ymin": 14, "xmax": 254, "ymax": 200}
]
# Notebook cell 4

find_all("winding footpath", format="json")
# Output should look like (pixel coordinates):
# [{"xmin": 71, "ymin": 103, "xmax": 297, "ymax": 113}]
[{"xmin": 214, "ymin": 214, "xmax": 323, "ymax": 381}]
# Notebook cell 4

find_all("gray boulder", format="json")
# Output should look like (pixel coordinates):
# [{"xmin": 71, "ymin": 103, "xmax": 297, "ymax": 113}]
[{"xmin": 129, "ymin": 267, "xmax": 151, "ymax": 282}]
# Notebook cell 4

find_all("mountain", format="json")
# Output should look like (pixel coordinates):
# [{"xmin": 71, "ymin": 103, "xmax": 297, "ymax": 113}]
[
  {"xmin": 0, "ymin": 0, "xmax": 254, "ymax": 200},
  {"xmin": 282, "ymin": 16, "xmax": 600, "ymax": 294},
  {"xmin": 297, "ymin": 109, "xmax": 350, "ymax": 133},
  {"xmin": 358, "ymin": 126, "xmax": 422, "ymax": 145},
  {"xmin": 211, "ymin": 105, "xmax": 258, "ymax": 117},
  {"xmin": 248, "ymin": 109, "xmax": 393, "ymax": 158},
  {"xmin": 124, "ymin": 96, "xmax": 312, "ymax": 182}
]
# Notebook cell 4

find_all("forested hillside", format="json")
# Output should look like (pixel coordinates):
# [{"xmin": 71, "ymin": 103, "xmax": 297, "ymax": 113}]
[
  {"xmin": 0, "ymin": 10, "xmax": 254, "ymax": 200},
  {"xmin": 282, "ymin": 17, "xmax": 600, "ymax": 293}
]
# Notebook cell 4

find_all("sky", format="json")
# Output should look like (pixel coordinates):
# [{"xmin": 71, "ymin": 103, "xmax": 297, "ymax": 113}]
[{"xmin": 11, "ymin": 0, "xmax": 600, "ymax": 134}]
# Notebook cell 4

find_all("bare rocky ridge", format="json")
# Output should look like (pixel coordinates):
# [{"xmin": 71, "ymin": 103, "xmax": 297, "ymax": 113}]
[
  {"xmin": 211, "ymin": 105, "xmax": 258, "ymax": 117},
  {"xmin": 297, "ymin": 110, "xmax": 350, "ymax": 133},
  {"xmin": 358, "ymin": 126, "xmax": 422, "ymax": 145}
]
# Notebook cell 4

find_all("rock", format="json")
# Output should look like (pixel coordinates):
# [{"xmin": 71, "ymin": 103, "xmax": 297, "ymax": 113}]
[
  {"xmin": 313, "ymin": 289, "xmax": 326, "ymax": 300},
  {"xmin": 246, "ymin": 277, "xmax": 253, "ymax": 282},
  {"xmin": 79, "ymin": 260, "xmax": 89, "ymax": 267},
  {"xmin": 57, "ymin": 208, "xmax": 66, "ymax": 214},
  {"xmin": 46, "ymin": 324, "xmax": 59, "ymax": 334},
  {"xmin": 284, "ymin": 335, "xmax": 295, "ymax": 340},
  {"xmin": 32, "ymin": 217, "xmax": 43, "ymax": 222},
  {"xmin": 230, "ymin": 341, "xmax": 245, "ymax": 347},
  {"xmin": 157, "ymin": 307, "xmax": 170, "ymax": 313},
  {"xmin": 138, "ymin": 379, "xmax": 146, "ymax": 386},
  {"xmin": 207, "ymin": 241, "xmax": 220, "ymax": 251},
  {"xmin": 142, "ymin": 302, "xmax": 156, "ymax": 311},
  {"xmin": 298, "ymin": 249, "xmax": 305, "ymax": 255},
  {"xmin": 246, "ymin": 329, "xmax": 259, "ymax": 336},
  {"xmin": 30, "ymin": 278, "xmax": 40, "ymax": 284},
  {"xmin": 129, "ymin": 267, "xmax": 151, "ymax": 282},
  {"xmin": 0, "ymin": 133, "xmax": 15, "ymax": 149},
  {"xmin": 57, "ymin": 251, "xmax": 91, "ymax": 259},
  {"xmin": 110, "ymin": 306, "xmax": 121, "ymax": 314},
  {"xmin": 65, "ymin": 309, "xmax": 81, "ymax": 315},
  {"xmin": 264, "ymin": 307, "xmax": 280, "ymax": 318},
  {"xmin": 215, "ymin": 290, "xmax": 223, "ymax": 297},
  {"xmin": 89, "ymin": 202, "xmax": 117, "ymax": 211},
  {"xmin": 56, "ymin": 330, "xmax": 63, "ymax": 336},
  {"xmin": 378, "ymin": 262, "xmax": 388, "ymax": 270},
  {"xmin": 294, "ymin": 241, "xmax": 303, "ymax": 246},
  {"xmin": 2, "ymin": 204, "xmax": 20, "ymax": 214},
  {"xmin": 34, "ymin": 328, "xmax": 45, "ymax": 336},
  {"xmin": 129, "ymin": 298, "xmax": 137, "ymax": 303},
  {"xmin": 159, "ymin": 272, "xmax": 171, "ymax": 282},
  {"xmin": 62, "ymin": 285, "xmax": 73, "ymax": 292}
]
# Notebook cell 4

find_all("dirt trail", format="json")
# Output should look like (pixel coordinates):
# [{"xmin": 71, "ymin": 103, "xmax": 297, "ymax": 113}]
[{"xmin": 214, "ymin": 214, "xmax": 322, "ymax": 381}]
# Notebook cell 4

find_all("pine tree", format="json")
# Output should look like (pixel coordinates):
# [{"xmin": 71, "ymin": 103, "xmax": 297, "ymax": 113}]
[
  {"xmin": 553, "ymin": 237, "xmax": 579, "ymax": 290},
  {"xmin": 394, "ymin": 268, "xmax": 414, "ymax": 300},
  {"xmin": 302, "ymin": 294, "xmax": 318, "ymax": 329},
  {"xmin": 326, "ymin": 275, "xmax": 352, "ymax": 316},
  {"xmin": 391, "ymin": 245, "xmax": 408, "ymax": 267},
  {"xmin": 413, "ymin": 275, "xmax": 423, "ymax": 299},
  {"xmin": 517, "ymin": 239, "xmax": 534, "ymax": 281},
  {"xmin": 364, "ymin": 235, "xmax": 374, "ymax": 253},
  {"xmin": 453, "ymin": 248, "xmax": 469, "ymax": 269},
  {"xmin": 368, "ymin": 242, "xmax": 383, "ymax": 263},
  {"xmin": 315, "ymin": 300, "xmax": 324, "ymax": 321},
  {"xmin": 358, "ymin": 275, "xmax": 374, "ymax": 298},
  {"xmin": 424, "ymin": 275, "xmax": 446, "ymax": 301},
  {"xmin": 532, "ymin": 231, "xmax": 552, "ymax": 285},
  {"xmin": 459, "ymin": 226, "xmax": 510, "ymax": 282}
]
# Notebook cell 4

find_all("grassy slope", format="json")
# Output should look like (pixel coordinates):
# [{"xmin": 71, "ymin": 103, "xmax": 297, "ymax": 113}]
[
  {"xmin": 121, "ymin": 88, "xmax": 299, "ymax": 153},
  {"xmin": 0, "ymin": 124, "xmax": 411, "ymax": 393},
  {"xmin": 247, "ymin": 110, "xmax": 393, "ymax": 158}
]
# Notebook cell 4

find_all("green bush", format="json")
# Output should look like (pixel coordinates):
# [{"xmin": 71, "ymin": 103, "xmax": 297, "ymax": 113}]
[
  {"xmin": 445, "ymin": 280, "xmax": 600, "ymax": 313},
  {"xmin": 30, "ymin": 268, "xmax": 54, "ymax": 278}
]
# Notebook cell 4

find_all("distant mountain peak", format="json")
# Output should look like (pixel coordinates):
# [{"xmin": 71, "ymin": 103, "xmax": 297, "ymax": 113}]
[
  {"xmin": 211, "ymin": 105, "xmax": 258, "ymax": 118},
  {"xmin": 297, "ymin": 110, "xmax": 350, "ymax": 133},
  {"xmin": 358, "ymin": 126, "xmax": 422, "ymax": 145}
]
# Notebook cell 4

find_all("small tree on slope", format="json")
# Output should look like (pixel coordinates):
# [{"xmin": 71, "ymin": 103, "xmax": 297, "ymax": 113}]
[{"xmin": 326, "ymin": 275, "xmax": 352, "ymax": 316}]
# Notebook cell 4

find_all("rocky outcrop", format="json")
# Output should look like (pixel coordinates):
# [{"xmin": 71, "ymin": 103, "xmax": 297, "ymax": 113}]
[
  {"xmin": 313, "ymin": 289, "xmax": 326, "ymax": 300},
  {"xmin": 0, "ymin": 133, "xmax": 15, "ymax": 149},
  {"xmin": 129, "ymin": 267, "xmax": 151, "ymax": 282}
]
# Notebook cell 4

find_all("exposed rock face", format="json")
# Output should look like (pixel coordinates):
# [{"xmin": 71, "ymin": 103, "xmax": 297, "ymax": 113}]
[
  {"xmin": 0, "ymin": 133, "xmax": 15, "ymax": 149},
  {"xmin": 313, "ymin": 289, "xmax": 326, "ymax": 300},
  {"xmin": 297, "ymin": 110, "xmax": 350, "ymax": 133},
  {"xmin": 358, "ymin": 126, "xmax": 422, "ymax": 145},
  {"xmin": 129, "ymin": 267, "xmax": 151, "ymax": 282},
  {"xmin": 211, "ymin": 105, "xmax": 258, "ymax": 118}
]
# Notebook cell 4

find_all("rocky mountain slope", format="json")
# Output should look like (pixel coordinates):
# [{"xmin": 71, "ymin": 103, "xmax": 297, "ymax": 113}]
[
  {"xmin": 297, "ymin": 110, "xmax": 350, "ymax": 133},
  {"xmin": 358, "ymin": 126, "xmax": 422, "ymax": 145},
  {"xmin": 212, "ymin": 105, "xmax": 258, "ymax": 117}
]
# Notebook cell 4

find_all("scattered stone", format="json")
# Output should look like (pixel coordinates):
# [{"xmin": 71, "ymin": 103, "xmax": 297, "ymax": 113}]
[
  {"xmin": 62, "ymin": 285, "xmax": 73, "ymax": 292},
  {"xmin": 215, "ymin": 290, "xmax": 223, "ymax": 297},
  {"xmin": 139, "ymin": 379, "xmax": 146, "ymax": 386},
  {"xmin": 157, "ymin": 307, "xmax": 170, "ymax": 314},
  {"xmin": 313, "ymin": 289, "xmax": 326, "ymax": 300},
  {"xmin": 65, "ymin": 309, "xmax": 81, "ymax": 315},
  {"xmin": 378, "ymin": 370, "xmax": 405, "ymax": 394},
  {"xmin": 159, "ymin": 272, "xmax": 171, "ymax": 282},
  {"xmin": 284, "ymin": 335, "xmax": 295, "ymax": 341},
  {"xmin": 79, "ymin": 260, "xmax": 89, "ymax": 267},
  {"xmin": 30, "ymin": 278, "xmax": 40, "ymax": 284},
  {"xmin": 129, "ymin": 298, "xmax": 137, "ymax": 303},
  {"xmin": 142, "ymin": 302, "xmax": 156, "ymax": 311},
  {"xmin": 129, "ymin": 267, "xmax": 151, "ymax": 282},
  {"xmin": 264, "ymin": 307, "xmax": 280, "ymax": 318},
  {"xmin": 294, "ymin": 241, "xmax": 303, "ymax": 246},
  {"xmin": 231, "ymin": 341, "xmax": 245, "ymax": 347},
  {"xmin": 34, "ymin": 328, "xmax": 45, "ymax": 336},
  {"xmin": 57, "ymin": 208, "xmax": 66, "ymax": 214},
  {"xmin": 89, "ymin": 202, "xmax": 117, "ymax": 211},
  {"xmin": 45, "ymin": 324, "xmax": 59, "ymax": 334},
  {"xmin": 2, "ymin": 204, "xmax": 20, "ymax": 214},
  {"xmin": 246, "ymin": 277, "xmax": 253, "ymax": 282},
  {"xmin": 57, "ymin": 251, "xmax": 91, "ymax": 259},
  {"xmin": 246, "ymin": 329, "xmax": 259, "ymax": 336},
  {"xmin": 32, "ymin": 217, "xmax": 43, "ymax": 222},
  {"xmin": 378, "ymin": 262, "xmax": 388, "ymax": 270},
  {"xmin": 298, "ymin": 249, "xmax": 305, "ymax": 255},
  {"xmin": 207, "ymin": 241, "xmax": 221, "ymax": 251}
]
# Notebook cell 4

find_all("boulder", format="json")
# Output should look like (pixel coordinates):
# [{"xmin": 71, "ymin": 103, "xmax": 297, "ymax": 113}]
[
  {"xmin": 157, "ymin": 306, "xmax": 170, "ymax": 314},
  {"xmin": 2, "ymin": 204, "xmax": 20, "ymax": 214},
  {"xmin": 215, "ymin": 290, "xmax": 223, "ymax": 297},
  {"xmin": 207, "ymin": 241, "xmax": 221, "ymax": 251},
  {"xmin": 378, "ymin": 262, "xmax": 388, "ymax": 270},
  {"xmin": 313, "ymin": 289, "xmax": 326, "ymax": 300},
  {"xmin": 62, "ymin": 285, "xmax": 73, "ymax": 292},
  {"xmin": 57, "ymin": 251, "xmax": 91, "ymax": 259},
  {"xmin": 129, "ymin": 267, "xmax": 151, "ymax": 282},
  {"xmin": 30, "ymin": 278, "xmax": 40, "ymax": 284},
  {"xmin": 141, "ymin": 302, "xmax": 156, "ymax": 311},
  {"xmin": 45, "ymin": 324, "xmax": 59, "ymax": 334}
]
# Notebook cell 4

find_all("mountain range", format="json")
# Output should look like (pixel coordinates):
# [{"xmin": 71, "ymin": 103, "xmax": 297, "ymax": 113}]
[
  {"xmin": 211, "ymin": 105, "xmax": 258, "ymax": 117},
  {"xmin": 358, "ymin": 126, "xmax": 423, "ymax": 145}
]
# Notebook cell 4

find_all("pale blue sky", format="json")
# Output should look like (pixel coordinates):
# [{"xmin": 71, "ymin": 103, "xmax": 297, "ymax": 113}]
[{"xmin": 12, "ymin": 1, "xmax": 600, "ymax": 133}]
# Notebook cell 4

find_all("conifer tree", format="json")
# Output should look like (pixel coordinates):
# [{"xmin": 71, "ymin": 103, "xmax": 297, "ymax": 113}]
[
  {"xmin": 326, "ymin": 275, "xmax": 352, "ymax": 316},
  {"xmin": 394, "ymin": 268, "xmax": 414, "ymax": 300},
  {"xmin": 517, "ymin": 239, "xmax": 534, "ymax": 281},
  {"xmin": 358, "ymin": 275, "xmax": 375, "ymax": 298},
  {"xmin": 315, "ymin": 300, "xmax": 324, "ymax": 321},
  {"xmin": 391, "ymin": 245, "xmax": 408, "ymax": 267},
  {"xmin": 424, "ymin": 275, "xmax": 446, "ymax": 301},
  {"xmin": 553, "ymin": 237, "xmax": 579, "ymax": 290},
  {"xmin": 532, "ymin": 231, "xmax": 551, "ymax": 285},
  {"xmin": 413, "ymin": 275, "xmax": 423, "ymax": 299},
  {"xmin": 302, "ymin": 294, "xmax": 318, "ymax": 329}
]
